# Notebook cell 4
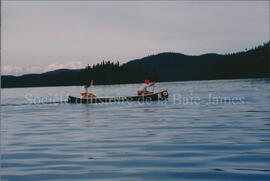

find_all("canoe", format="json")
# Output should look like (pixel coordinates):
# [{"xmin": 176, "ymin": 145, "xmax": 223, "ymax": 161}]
[{"xmin": 68, "ymin": 90, "xmax": 168, "ymax": 104}]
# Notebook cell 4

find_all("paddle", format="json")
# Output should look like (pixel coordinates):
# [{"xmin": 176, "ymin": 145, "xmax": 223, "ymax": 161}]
[
  {"xmin": 152, "ymin": 82, "xmax": 155, "ymax": 93},
  {"xmin": 89, "ymin": 80, "xmax": 94, "ymax": 103},
  {"xmin": 90, "ymin": 80, "xmax": 94, "ymax": 95}
]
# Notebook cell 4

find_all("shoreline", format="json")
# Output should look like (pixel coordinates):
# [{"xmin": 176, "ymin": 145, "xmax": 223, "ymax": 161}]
[{"xmin": 1, "ymin": 77, "xmax": 269, "ymax": 89}]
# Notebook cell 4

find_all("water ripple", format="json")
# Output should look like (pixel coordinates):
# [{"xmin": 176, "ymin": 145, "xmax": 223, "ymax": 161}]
[{"xmin": 1, "ymin": 79, "xmax": 270, "ymax": 180}]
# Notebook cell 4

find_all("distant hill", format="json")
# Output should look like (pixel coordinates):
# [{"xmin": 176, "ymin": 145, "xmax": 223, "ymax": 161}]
[
  {"xmin": 124, "ymin": 42, "xmax": 269, "ymax": 81},
  {"xmin": 124, "ymin": 52, "xmax": 222, "ymax": 81},
  {"xmin": 1, "ymin": 42, "xmax": 269, "ymax": 88},
  {"xmin": 43, "ymin": 69, "xmax": 82, "ymax": 75}
]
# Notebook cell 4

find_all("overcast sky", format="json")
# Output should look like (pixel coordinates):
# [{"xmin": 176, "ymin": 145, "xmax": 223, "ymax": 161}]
[{"xmin": 2, "ymin": 1, "xmax": 269, "ymax": 75}]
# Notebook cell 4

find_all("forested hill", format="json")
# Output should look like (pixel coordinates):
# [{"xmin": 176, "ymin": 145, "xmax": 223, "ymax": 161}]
[
  {"xmin": 125, "ymin": 42, "xmax": 269, "ymax": 81},
  {"xmin": 1, "ymin": 42, "xmax": 269, "ymax": 88}
]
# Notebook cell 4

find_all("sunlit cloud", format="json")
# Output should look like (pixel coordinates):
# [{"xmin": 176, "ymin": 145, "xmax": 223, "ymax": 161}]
[
  {"xmin": 42, "ymin": 61, "xmax": 85, "ymax": 72},
  {"xmin": 2, "ymin": 65, "xmax": 23, "ymax": 75},
  {"xmin": 2, "ymin": 61, "xmax": 86, "ymax": 75},
  {"xmin": 2, "ymin": 1, "xmax": 269, "ymax": 75},
  {"xmin": 28, "ymin": 66, "xmax": 43, "ymax": 73}
]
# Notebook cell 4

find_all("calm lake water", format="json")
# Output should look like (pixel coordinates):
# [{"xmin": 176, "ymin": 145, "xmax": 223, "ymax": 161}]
[{"xmin": 1, "ymin": 78, "xmax": 270, "ymax": 181}]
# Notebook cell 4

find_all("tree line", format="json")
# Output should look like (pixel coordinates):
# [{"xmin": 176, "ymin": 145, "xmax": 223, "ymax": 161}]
[
  {"xmin": 1, "ymin": 61, "xmax": 159, "ymax": 88},
  {"xmin": 1, "ymin": 41, "xmax": 269, "ymax": 88},
  {"xmin": 79, "ymin": 61, "xmax": 159, "ymax": 85}
]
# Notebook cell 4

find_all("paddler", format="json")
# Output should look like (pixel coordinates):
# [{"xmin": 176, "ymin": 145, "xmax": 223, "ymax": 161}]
[
  {"xmin": 81, "ymin": 83, "xmax": 96, "ymax": 98},
  {"xmin": 137, "ymin": 79, "xmax": 155, "ymax": 95}
]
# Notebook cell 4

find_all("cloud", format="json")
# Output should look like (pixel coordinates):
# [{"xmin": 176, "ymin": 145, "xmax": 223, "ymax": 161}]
[
  {"xmin": 2, "ymin": 61, "xmax": 85, "ymax": 75},
  {"xmin": 2, "ymin": 1, "xmax": 268, "ymax": 73},
  {"xmin": 28, "ymin": 66, "xmax": 43, "ymax": 73},
  {"xmin": 2, "ymin": 65, "xmax": 23, "ymax": 75},
  {"xmin": 42, "ymin": 61, "xmax": 85, "ymax": 72}
]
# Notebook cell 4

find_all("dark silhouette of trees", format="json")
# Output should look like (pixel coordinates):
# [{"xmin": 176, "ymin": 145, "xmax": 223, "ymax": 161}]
[
  {"xmin": 1, "ymin": 41, "xmax": 269, "ymax": 88},
  {"xmin": 211, "ymin": 42, "xmax": 269, "ymax": 79},
  {"xmin": 1, "ymin": 61, "xmax": 159, "ymax": 88},
  {"xmin": 79, "ymin": 60, "xmax": 159, "ymax": 85}
]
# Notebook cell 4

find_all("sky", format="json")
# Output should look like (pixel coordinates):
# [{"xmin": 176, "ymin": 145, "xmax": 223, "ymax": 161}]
[{"xmin": 1, "ymin": 1, "xmax": 269, "ymax": 75}]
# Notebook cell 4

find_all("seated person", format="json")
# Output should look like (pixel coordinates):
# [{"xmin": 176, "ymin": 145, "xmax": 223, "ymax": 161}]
[
  {"xmin": 137, "ymin": 80, "xmax": 155, "ymax": 95},
  {"xmin": 81, "ymin": 84, "xmax": 96, "ymax": 98}
]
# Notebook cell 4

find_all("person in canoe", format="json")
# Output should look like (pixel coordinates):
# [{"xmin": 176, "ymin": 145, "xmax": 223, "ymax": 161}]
[
  {"xmin": 137, "ymin": 80, "xmax": 155, "ymax": 95},
  {"xmin": 81, "ymin": 81, "xmax": 96, "ymax": 98}
]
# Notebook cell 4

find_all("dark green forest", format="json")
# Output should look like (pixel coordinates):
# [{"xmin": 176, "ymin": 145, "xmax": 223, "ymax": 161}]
[
  {"xmin": 1, "ymin": 42, "xmax": 269, "ymax": 88},
  {"xmin": 1, "ymin": 61, "xmax": 159, "ymax": 88},
  {"xmin": 125, "ymin": 42, "xmax": 269, "ymax": 81},
  {"xmin": 79, "ymin": 61, "xmax": 159, "ymax": 85}
]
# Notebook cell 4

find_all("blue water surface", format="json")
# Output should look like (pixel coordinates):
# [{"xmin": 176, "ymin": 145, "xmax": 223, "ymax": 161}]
[{"xmin": 1, "ymin": 78, "xmax": 270, "ymax": 180}]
